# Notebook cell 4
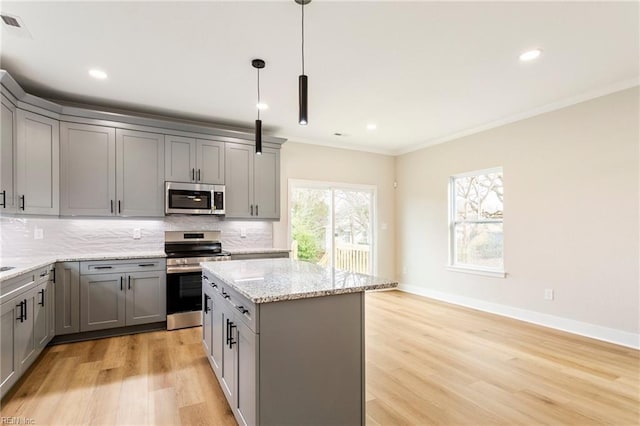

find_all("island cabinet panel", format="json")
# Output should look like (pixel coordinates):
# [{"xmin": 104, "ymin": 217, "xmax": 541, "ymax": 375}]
[{"xmin": 202, "ymin": 266, "xmax": 367, "ymax": 426}]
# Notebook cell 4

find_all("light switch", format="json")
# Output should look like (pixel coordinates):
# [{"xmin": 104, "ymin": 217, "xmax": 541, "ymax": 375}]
[
  {"xmin": 240, "ymin": 228, "xmax": 247, "ymax": 238},
  {"xmin": 34, "ymin": 228, "xmax": 44, "ymax": 240},
  {"xmin": 133, "ymin": 228, "xmax": 141, "ymax": 239}
]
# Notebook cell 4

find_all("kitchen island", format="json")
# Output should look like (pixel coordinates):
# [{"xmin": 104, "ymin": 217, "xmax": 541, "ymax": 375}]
[{"xmin": 201, "ymin": 258, "xmax": 397, "ymax": 426}]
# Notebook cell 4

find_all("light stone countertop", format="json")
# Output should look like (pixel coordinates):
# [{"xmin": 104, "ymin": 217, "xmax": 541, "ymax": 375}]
[
  {"xmin": 0, "ymin": 248, "xmax": 292, "ymax": 283},
  {"xmin": 201, "ymin": 258, "xmax": 398, "ymax": 304}
]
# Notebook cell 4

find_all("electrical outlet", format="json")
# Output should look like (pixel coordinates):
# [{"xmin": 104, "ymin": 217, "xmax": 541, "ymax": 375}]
[
  {"xmin": 34, "ymin": 228, "xmax": 44, "ymax": 240},
  {"xmin": 240, "ymin": 228, "xmax": 247, "ymax": 238},
  {"xmin": 402, "ymin": 266, "xmax": 408, "ymax": 275},
  {"xmin": 544, "ymin": 288, "xmax": 554, "ymax": 300},
  {"xmin": 133, "ymin": 228, "xmax": 141, "ymax": 239}
]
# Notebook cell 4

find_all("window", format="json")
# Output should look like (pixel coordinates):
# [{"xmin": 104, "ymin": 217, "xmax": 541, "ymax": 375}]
[
  {"xmin": 289, "ymin": 180, "xmax": 375, "ymax": 275},
  {"xmin": 449, "ymin": 168, "xmax": 504, "ymax": 276}
]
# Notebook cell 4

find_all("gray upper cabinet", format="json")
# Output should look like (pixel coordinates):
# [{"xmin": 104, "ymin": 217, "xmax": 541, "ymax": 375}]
[
  {"xmin": 165, "ymin": 135, "xmax": 196, "ymax": 183},
  {"xmin": 165, "ymin": 136, "xmax": 224, "ymax": 184},
  {"xmin": 15, "ymin": 109, "xmax": 59, "ymax": 215},
  {"xmin": 116, "ymin": 129, "xmax": 164, "ymax": 217},
  {"xmin": 60, "ymin": 122, "xmax": 116, "ymax": 216},
  {"xmin": 196, "ymin": 139, "xmax": 224, "ymax": 184},
  {"xmin": 225, "ymin": 143, "xmax": 279, "ymax": 219},
  {"xmin": 1, "ymin": 96, "xmax": 17, "ymax": 213}
]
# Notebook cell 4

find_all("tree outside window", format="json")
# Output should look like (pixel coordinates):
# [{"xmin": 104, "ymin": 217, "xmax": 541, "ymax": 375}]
[{"xmin": 450, "ymin": 168, "xmax": 504, "ymax": 271}]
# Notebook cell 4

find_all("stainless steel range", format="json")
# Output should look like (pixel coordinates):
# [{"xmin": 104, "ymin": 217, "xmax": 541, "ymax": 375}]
[{"xmin": 165, "ymin": 230, "xmax": 230, "ymax": 330}]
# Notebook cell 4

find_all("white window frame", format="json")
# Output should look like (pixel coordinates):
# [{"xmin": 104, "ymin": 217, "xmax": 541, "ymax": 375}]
[
  {"xmin": 288, "ymin": 178, "xmax": 378, "ymax": 276},
  {"xmin": 447, "ymin": 167, "xmax": 505, "ymax": 278}
]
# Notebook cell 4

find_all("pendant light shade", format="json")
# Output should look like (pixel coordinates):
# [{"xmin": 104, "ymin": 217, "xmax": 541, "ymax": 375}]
[
  {"xmin": 296, "ymin": 0, "xmax": 310, "ymax": 125},
  {"xmin": 255, "ymin": 119, "xmax": 262, "ymax": 155},
  {"xmin": 298, "ymin": 75, "xmax": 308, "ymax": 125},
  {"xmin": 252, "ymin": 59, "xmax": 266, "ymax": 155}
]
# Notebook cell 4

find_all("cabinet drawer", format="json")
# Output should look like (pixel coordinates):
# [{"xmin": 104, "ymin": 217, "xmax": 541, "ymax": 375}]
[
  {"xmin": 0, "ymin": 271, "xmax": 36, "ymax": 303},
  {"xmin": 80, "ymin": 258, "xmax": 166, "ymax": 275},
  {"xmin": 203, "ymin": 270, "xmax": 258, "ymax": 333},
  {"xmin": 34, "ymin": 265, "xmax": 54, "ymax": 285}
]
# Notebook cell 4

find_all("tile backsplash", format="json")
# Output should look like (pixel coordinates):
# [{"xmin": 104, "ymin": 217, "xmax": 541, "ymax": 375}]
[{"xmin": 0, "ymin": 215, "xmax": 273, "ymax": 258}]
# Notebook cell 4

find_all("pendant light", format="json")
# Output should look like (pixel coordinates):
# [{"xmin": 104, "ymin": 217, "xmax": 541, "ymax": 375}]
[
  {"xmin": 252, "ymin": 58, "xmax": 265, "ymax": 155},
  {"xmin": 295, "ymin": 0, "xmax": 311, "ymax": 125}
]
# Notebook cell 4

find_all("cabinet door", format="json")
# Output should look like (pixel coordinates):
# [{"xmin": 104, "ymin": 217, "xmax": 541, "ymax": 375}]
[
  {"xmin": 196, "ymin": 139, "xmax": 225, "ymax": 184},
  {"xmin": 55, "ymin": 262, "xmax": 80, "ymax": 335},
  {"xmin": 1, "ymin": 96, "xmax": 17, "ymax": 213},
  {"xmin": 0, "ymin": 297, "xmax": 20, "ymax": 398},
  {"xmin": 80, "ymin": 273, "xmax": 126, "ymax": 332},
  {"xmin": 125, "ymin": 271, "xmax": 166, "ymax": 326},
  {"xmin": 210, "ymin": 293, "xmax": 224, "ymax": 376},
  {"xmin": 46, "ymin": 278, "xmax": 55, "ymax": 343},
  {"xmin": 202, "ymin": 288, "xmax": 213, "ymax": 360},
  {"xmin": 225, "ymin": 143, "xmax": 253, "ymax": 218},
  {"xmin": 165, "ymin": 135, "xmax": 195, "ymax": 183},
  {"xmin": 253, "ymin": 147, "xmax": 280, "ymax": 219},
  {"xmin": 34, "ymin": 282, "xmax": 48, "ymax": 350},
  {"xmin": 16, "ymin": 288, "xmax": 37, "ymax": 373},
  {"xmin": 220, "ymin": 311, "xmax": 236, "ymax": 403},
  {"xmin": 116, "ymin": 129, "xmax": 164, "ymax": 217},
  {"xmin": 235, "ymin": 318, "xmax": 258, "ymax": 426},
  {"xmin": 60, "ymin": 122, "xmax": 116, "ymax": 216},
  {"xmin": 15, "ymin": 109, "xmax": 59, "ymax": 215}
]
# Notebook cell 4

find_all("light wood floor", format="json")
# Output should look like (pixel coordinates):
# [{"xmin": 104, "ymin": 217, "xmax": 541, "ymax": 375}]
[{"xmin": 1, "ymin": 290, "xmax": 638, "ymax": 425}]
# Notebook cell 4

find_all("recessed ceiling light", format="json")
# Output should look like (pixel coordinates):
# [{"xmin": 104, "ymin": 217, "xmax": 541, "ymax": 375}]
[
  {"xmin": 89, "ymin": 69, "xmax": 108, "ymax": 80},
  {"xmin": 519, "ymin": 49, "xmax": 542, "ymax": 62},
  {"xmin": 366, "ymin": 123, "xmax": 377, "ymax": 131},
  {"xmin": 256, "ymin": 102, "xmax": 269, "ymax": 110}
]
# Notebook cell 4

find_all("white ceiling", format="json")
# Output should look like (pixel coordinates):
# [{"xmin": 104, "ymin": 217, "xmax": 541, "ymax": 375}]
[{"xmin": 1, "ymin": 1, "xmax": 638, "ymax": 155}]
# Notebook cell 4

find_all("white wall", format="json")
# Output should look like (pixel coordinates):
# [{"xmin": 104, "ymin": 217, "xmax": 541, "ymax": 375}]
[
  {"xmin": 395, "ymin": 87, "xmax": 639, "ymax": 345},
  {"xmin": 273, "ymin": 142, "xmax": 396, "ymax": 279}
]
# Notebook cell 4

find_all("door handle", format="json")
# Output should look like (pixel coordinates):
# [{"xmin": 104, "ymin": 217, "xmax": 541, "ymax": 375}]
[
  {"xmin": 236, "ymin": 305, "xmax": 248, "ymax": 315},
  {"xmin": 228, "ymin": 322, "xmax": 237, "ymax": 347},
  {"xmin": 128, "ymin": 275, "xmax": 131, "ymax": 290},
  {"xmin": 0, "ymin": 190, "xmax": 5, "ymax": 208},
  {"xmin": 52, "ymin": 267, "xmax": 56, "ymax": 283},
  {"xmin": 138, "ymin": 263, "xmax": 155, "ymax": 267},
  {"xmin": 256, "ymin": 205, "xmax": 259, "ymax": 216},
  {"xmin": 20, "ymin": 195, "xmax": 25, "ymax": 210},
  {"xmin": 39, "ymin": 289, "xmax": 45, "ymax": 306},
  {"xmin": 192, "ymin": 168, "xmax": 195, "ymax": 181},
  {"xmin": 204, "ymin": 294, "xmax": 211, "ymax": 313},
  {"xmin": 23, "ymin": 299, "xmax": 27, "ymax": 321},
  {"xmin": 118, "ymin": 200, "xmax": 122, "ymax": 214},
  {"xmin": 197, "ymin": 169, "xmax": 201, "ymax": 182},
  {"xmin": 120, "ymin": 276, "xmax": 123, "ymax": 291},
  {"xmin": 16, "ymin": 301, "xmax": 24, "ymax": 323},
  {"xmin": 94, "ymin": 266, "xmax": 113, "ymax": 270},
  {"xmin": 226, "ymin": 318, "xmax": 231, "ymax": 345},
  {"xmin": 250, "ymin": 204, "xmax": 253, "ymax": 216},
  {"xmin": 110, "ymin": 199, "xmax": 114, "ymax": 214}
]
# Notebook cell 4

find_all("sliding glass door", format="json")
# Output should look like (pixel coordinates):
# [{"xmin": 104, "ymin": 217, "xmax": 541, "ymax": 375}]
[{"xmin": 290, "ymin": 180, "xmax": 375, "ymax": 275}]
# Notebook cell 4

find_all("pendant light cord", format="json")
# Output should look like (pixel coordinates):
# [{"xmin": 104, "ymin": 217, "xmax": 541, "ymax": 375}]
[{"xmin": 301, "ymin": 1, "xmax": 305, "ymax": 75}]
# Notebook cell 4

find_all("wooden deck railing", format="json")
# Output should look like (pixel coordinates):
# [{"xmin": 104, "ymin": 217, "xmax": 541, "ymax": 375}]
[{"xmin": 293, "ymin": 241, "xmax": 371, "ymax": 275}]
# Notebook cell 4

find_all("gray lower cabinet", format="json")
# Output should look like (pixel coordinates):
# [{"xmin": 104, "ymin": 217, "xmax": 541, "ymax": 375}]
[
  {"xmin": 0, "ymin": 266, "xmax": 55, "ymax": 399},
  {"xmin": 15, "ymin": 109, "xmax": 60, "ymax": 215},
  {"xmin": 1, "ymin": 95, "xmax": 17, "ymax": 213},
  {"xmin": 225, "ymin": 143, "xmax": 280, "ymax": 219},
  {"xmin": 79, "ymin": 259, "xmax": 166, "ymax": 332},
  {"xmin": 55, "ymin": 262, "xmax": 80, "ymax": 335}
]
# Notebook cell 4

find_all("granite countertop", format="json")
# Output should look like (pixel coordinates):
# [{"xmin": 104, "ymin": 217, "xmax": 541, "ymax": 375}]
[
  {"xmin": 0, "ymin": 248, "xmax": 291, "ymax": 282},
  {"xmin": 201, "ymin": 258, "xmax": 398, "ymax": 304},
  {"xmin": 0, "ymin": 251, "xmax": 166, "ymax": 282}
]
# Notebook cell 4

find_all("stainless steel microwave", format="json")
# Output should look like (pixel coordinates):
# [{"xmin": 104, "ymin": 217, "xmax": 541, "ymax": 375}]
[{"xmin": 165, "ymin": 182, "xmax": 225, "ymax": 215}]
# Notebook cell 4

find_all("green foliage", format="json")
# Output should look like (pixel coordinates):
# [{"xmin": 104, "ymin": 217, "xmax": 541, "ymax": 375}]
[{"xmin": 292, "ymin": 230, "xmax": 319, "ymax": 262}]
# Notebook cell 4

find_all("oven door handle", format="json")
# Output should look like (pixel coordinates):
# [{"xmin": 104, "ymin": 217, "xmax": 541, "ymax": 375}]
[{"xmin": 167, "ymin": 266, "xmax": 203, "ymax": 274}]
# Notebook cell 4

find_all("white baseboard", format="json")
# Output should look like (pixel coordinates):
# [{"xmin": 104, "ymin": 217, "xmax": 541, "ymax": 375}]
[{"xmin": 398, "ymin": 284, "xmax": 640, "ymax": 350}]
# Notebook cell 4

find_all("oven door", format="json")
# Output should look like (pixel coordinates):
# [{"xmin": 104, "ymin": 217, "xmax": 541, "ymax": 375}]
[{"xmin": 166, "ymin": 271, "xmax": 203, "ymax": 315}]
